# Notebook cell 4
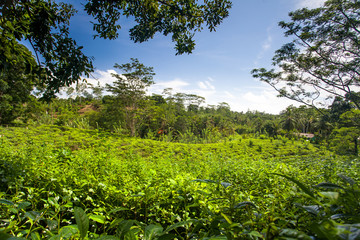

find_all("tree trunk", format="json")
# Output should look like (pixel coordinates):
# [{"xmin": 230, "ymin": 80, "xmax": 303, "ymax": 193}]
[{"xmin": 355, "ymin": 137, "xmax": 358, "ymax": 155}]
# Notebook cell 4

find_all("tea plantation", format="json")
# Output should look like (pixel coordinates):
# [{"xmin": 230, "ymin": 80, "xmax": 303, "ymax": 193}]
[{"xmin": 0, "ymin": 126, "xmax": 359, "ymax": 239}]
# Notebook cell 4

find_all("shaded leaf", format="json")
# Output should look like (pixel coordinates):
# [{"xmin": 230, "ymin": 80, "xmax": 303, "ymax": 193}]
[
  {"xmin": 108, "ymin": 207, "xmax": 129, "ymax": 214},
  {"xmin": 314, "ymin": 182, "xmax": 344, "ymax": 190},
  {"xmin": 46, "ymin": 219, "xmax": 58, "ymax": 231},
  {"xmin": 248, "ymin": 231, "xmax": 263, "ymax": 237},
  {"xmin": 220, "ymin": 182, "xmax": 231, "ymax": 188},
  {"xmin": 124, "ymin": 230, "xmax": 138, "ymax": 240},
  {"xmin": 25, "ymin": 211, "xmax": 41, "ymax": 221},
  {"xmin": 0, "ymin": 199, "xmax": 14, "ymax": 206},
  {"xmin": 59, "ymin": 225, "xmax": 79, "ymax": 239},
  {"xmin": 96, "ymin": 236, "xmax": 119, "ymax": 240},
  {"xmin": 193, "ymin": 179, "xmax": 217, "ymax": 184},
  {"xmin": 109, "ymin": 218, "xmax": 125, "ymax": 229},
  {"xmin": 331, "ymin": 213, "xmax": 353, "ymax": 220},
  {"xmin": 203, "ymin": 236, "xmax": 228, "ymax": 240},
  {"xmin": 17, "ymin": 201, "xmax": 31, "ymax": 210},
  {"xmin": 144, "ymin": 224, "xmax": 163, "ymax": 240},
  {"xmin": 338, "ymin": 174, "xmax": 356, "ymax": 186},
  {"xmin": 164, "ymin": 220, "xmax": 195, "ymax": 233},
  {"xmin": 298, "ymin": 205, "xmax": 322, "ymax": 216},
  {"xmin": 117, "ymin": 220, "xmax": 136, "ymax": 239},
  {"xmin": 234, "ymin": 201, "xmax": 257, "ymax": 209},
  {"xmin": 280, "ymin": 228, "xmax": 312, "ymax": 240},
  {"xmin": 158, "ymin": 234, "xmax": 176, "ymax": 240},
  {"xmin": 74, "ymin": 207, "xmax": 89, "ymax": 239},
  {"xmin": 0, "ymin": 231, "xmax": 26, "ymax": 239},
  {"xmin": 272, "ymin": 173, "xmax": 315, "ymax": 198}
]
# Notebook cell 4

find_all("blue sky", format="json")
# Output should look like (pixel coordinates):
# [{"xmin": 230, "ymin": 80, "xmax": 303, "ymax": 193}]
[{"xmin": 65, "ymin": 0, "xmax": 326, "ymax": 114}]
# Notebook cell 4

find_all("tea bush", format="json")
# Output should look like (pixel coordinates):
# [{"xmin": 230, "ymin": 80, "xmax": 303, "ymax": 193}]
[{"xmin": 0, "ymin": 126, "xmax": 358, "ymax": 239}]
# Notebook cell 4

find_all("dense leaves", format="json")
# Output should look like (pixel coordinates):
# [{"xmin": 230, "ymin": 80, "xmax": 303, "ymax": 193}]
[
  {"xmin": 252, "ymin": 0, "xmax": 360, "ymax": 109},
  {"xmin": 105, "ymin": 58, "xmax": 155, "ymax": 136},
  {"xmin": 84, "ymin": 0, "xmax": 232, "ymax": 54},
  {"xmin": 0, "ymin": 42, "xmax": 39, "ymax": 123},
  {"xmin": 0, "ymin": 0, "xmax": 232, "ymax": 101},
  {"xmin": 0, "ymin": 0, "xmax": 94, "ymax": 99},
  {"xmin": 0, "ymin": 125, "xmax": 359, "ymax": 239}
]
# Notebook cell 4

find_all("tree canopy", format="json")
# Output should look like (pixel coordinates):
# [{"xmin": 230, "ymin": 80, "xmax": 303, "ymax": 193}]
[
  {"xmin": 252, "ymin": 0, "xmax": 360, "ymax": 110},
  {"xmin": 0, "ymin": 0, "xmax": 232, "ymax": 99}
]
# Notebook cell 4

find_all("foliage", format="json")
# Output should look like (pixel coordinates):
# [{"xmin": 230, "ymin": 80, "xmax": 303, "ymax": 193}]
[
  {"xmin": 84, "ymin": 0, "xmax": 232, "ymax": 55},
  {"xmin": 252, "ymin": 0, "xmax": 360, "ymax": 109},
  {"xmin": 105, "ymin": 58, "xmax": 155, "ymax": 136},
  {"xmin": 0, "ymin": 42, "xmax": 39, "ymax": 124},
  {"xmin": 329, "ymin": 109, "xmax": 360, "ymax": 155},
  {"xmin": 1, "ymin": 0, "xmax": 232, "ymax": 99},
  {"xmin": 0, "ymin": 0, "xmax": 93, "ymax": 99},
  {"xmin": 0, "ymin": 125, "xmax": 359, "ymax": 239}
]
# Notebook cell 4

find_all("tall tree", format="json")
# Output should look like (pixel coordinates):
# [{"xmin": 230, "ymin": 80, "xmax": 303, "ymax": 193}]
[
  {"xmin": 1, "ymin": 0, "xmax": 93, "ymax": 99},
  {"xmin": 252, "ymin": 0, "xmax": 360, "ymax": 110},
  {"xmin": 0, "ymin": 42, "xmax": 39, "ymax": 124},
  {"xmin": 1, "ymin": 0, "xmax": 232, "ymax": 99},
  {"xmin": 106, "ymin": 58, "xmax": 155, "ymax": 136}
]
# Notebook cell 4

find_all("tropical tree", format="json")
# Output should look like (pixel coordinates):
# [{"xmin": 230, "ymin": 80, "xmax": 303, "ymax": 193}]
[
  {"xmin": 280, "ymin": 106, "xmax": 297, "ymax": 132},
  {"xmin": 0, "ymin": 42, "xmax": 39, "ymax": 124},
  {"xmin": 330, "ymin": 109, "xmax": 360, "ymax": 155},
  {"xmin": 252, "ymin": 0, "xmax": 360, "ymax": 110},
  {"xmin": 89, "ymin": 81, "xmax": 105, "ymax": 101},
  {"xmin": 1, "ymin": 1, "xmax": 93, "ymax": 99},
  {"xmin": 1, "ymin": 0, "xmax": 232, "ymax": 99},
  {"xmin": 106, "ymin": 58, "xmax": 155, "ymax": 136}
]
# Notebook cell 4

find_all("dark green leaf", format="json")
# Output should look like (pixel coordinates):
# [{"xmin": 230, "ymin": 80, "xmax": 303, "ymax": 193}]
[
  {"xmin": 272, "ymin": 173, "xmax": 315, "ymax": 198},
  {"xmin": 108, "ymin": 207, "xmax": 129, "ymax": 214},
  {"xmin": 299, "ymin": 205, "xmax": 322, "ymax": 216},
  {"xmin": 17, "ymin": 201, "xmax": 31, "ymax": 210},
  {"xmin": 164, "ymin": 220, "xmax": 195, "ymax": 233},
  {"xmin": 158, "ymin": 234, "xmax": 176, "ymax": 240},
  {"xmin": 280, "ymin": 228, "xmax": 312, "ymax": 240},
  {"xmin": 117, "ymin": 220, "xmax": 136, "ymax": 239},
  {"xmin": 59, "ymin": 225, "xmax": 79, "ymax": 239},
  {"xmin": 220, "ymin": 182, "xmax": 231, "ymax": 188},
  {"xmin": 338, "ymin": 174, "xmax": 356, "ymax": 186},
  {"xmin": 234, "ymin": 201, "xmax": 257, "ymax": 209},
  {"xmin": 124, "ymin": 230, "xmax": 137, "ymax": 240},
  {"xmin": 144, "ymin": 224, "xmax": 163, "ymax": 240},
  {"xmin": 0, "ymin": 199, "xmax": 14, "ymax": 206},
  {"xmin": 74, "ymin": 207, "xmax": 89, "ymax": 239},
  {"xmin": 314, "ymin": 182, "xmax": 344, "ymax": 190},
  {"xmin": 96, "ymin": 236, "xmax": 119, "ymax": 240},
  {"xmin": 192, "ymin": 179, "xmax": 217, "ymax": 184},
  {"xmin": 0, "ymin": 231, "xmax": 26, "ymax": 239}
]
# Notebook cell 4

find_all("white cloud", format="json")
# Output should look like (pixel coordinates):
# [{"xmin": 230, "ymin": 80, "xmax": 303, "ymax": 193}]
[
  {"xmin": 198, "ymin": 81, "xmax": 207, "ymax": 89},
  {"xmin": 148, "ymin": 78, "xmax": 190, "ymax": 95},
  {"xmin": 296, "ymin": 0, "xmax": 326, "ymax": 9},
  {"xmin": 254, "ymin": 26, "xmax": 274, "ymax": 65},
  {"xmin": 64, "ymin": 68, "xmax": 300, "ymax": 114},
  {"xmin": 262, "ymin": 35, "xmax": 272, "ymax": 51},
  {"xmin": 224, "ymin": 91, "xmax": 235, "ymax": 99},
  {"xmin": 230, "ymin": 89, "xmax": 302, "ymax": 114},
  {"xmin": 198, "ymin": 80, "xmax": 215, "ymax": 90},
  {"xmin": 148, "ymin": 76, "xmax": 300, "ymax": 114}
]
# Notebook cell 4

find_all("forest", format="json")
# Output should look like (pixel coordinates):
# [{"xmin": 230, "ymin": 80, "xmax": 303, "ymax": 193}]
[{"xmin": 1, "ymin": 0, "xmax": 360, "ymax": 239}]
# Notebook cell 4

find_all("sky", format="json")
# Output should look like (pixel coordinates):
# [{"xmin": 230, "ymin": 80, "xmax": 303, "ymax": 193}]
[{"xmin": 63, "ymin": 0, "xmax": 326, "ymax": 114}]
